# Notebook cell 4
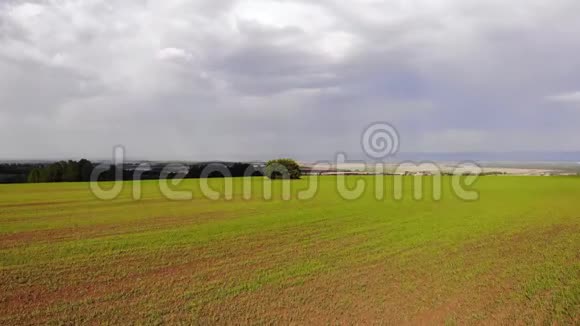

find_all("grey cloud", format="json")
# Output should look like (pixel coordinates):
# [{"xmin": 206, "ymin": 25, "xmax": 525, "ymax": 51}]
[
  {"xmin": 0, "ymin": 58, "xmax": 102, "ymax": 116},
  {"xmin": 1, "ymin": 0, "xmax": 580, "ymax": 160}
]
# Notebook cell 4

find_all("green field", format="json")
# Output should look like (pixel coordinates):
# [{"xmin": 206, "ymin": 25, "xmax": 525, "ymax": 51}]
[{"xmin": 1, "ymin": 176, "xmax": 579, "ymax": 324}]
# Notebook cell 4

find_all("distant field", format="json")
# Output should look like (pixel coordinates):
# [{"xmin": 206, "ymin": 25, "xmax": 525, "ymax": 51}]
[{"xmin": 0, "ymin": 176, "xmax": 578, "ymax": 324}]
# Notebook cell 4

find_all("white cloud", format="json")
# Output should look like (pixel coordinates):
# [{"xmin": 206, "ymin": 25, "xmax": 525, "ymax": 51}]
[
  {"xmin": 157, "ymin": 47, "xmax": 193, "ymax": 62},
  {"xmin": 546, "ymin": 91, "xmax": 580, "ymax": 103},
  {"xmin": 233, "ymin": 0, "xmax": 334, "ymax": 32}
]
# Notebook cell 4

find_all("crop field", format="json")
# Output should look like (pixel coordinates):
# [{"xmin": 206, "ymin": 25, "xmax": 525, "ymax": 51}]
[{"xmin": 0, "ymin": 176, "xmax": 579, "ymax": 324}]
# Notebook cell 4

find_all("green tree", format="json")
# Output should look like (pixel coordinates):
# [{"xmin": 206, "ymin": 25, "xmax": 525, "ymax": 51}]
[
  {"xmin": 46, "ymin": 162, "xmax": 65, "ymax": 182},
  {"xmin": 62, "ymin": 160, "xmax": 80, "ymax": 182},
  {"xmin": 264, "ymin": 159, "xmax": 301, "ymax": 180},
  {"xmin": 27, "ymin": 168, "xmax": 41, "ymax": 183},
  {"xmin": 78, "ymin": 159, "xmax": 93, "ymax": 182}
]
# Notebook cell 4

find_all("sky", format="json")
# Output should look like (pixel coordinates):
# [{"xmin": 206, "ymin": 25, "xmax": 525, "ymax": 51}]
[{"xmin": 1, "ymin": 0, "xmax": 579, "ymax": 161}]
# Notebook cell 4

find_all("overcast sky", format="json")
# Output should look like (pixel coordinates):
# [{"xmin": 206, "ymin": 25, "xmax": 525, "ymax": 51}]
[{"xmin": 1, "ymin": 0, "xmax": 579, "ymax": 161}]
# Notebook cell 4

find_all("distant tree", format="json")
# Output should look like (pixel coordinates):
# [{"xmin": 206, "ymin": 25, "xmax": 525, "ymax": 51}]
[
  {"xmin": 229, "ymin": 163, "xmax": 247, "ymax": 177},
  {"xmin": 38, "ymin": 168, "xmax": 49, "ymax": 183},
  {"xmin": 46, "ymin": 162, "xmax": 65, "ymax": 182},
  {"xmin": 186, "ymin": 164, "xmax": 203, "ymax": 179},
  {"xmin": 62, "ymin": 160, "xmax": 80, "ymax": 182},
  {"xmin": 26, "ymin": 159, "xmax": 94, "ymax": 183},
  {"xmin": 264, "ymin": 159, "xmax": 301, "ymax": 180},
  {"xmin": 78, "ymin": 159, "xmax": 93, "ymax": 182},
  {"xmin": 230, "ymin": 163, "xmax": 263, "ymax": 177},
  {"xmin": 27, "ymin": 168, "xmax": 42, "ymax": 183}
]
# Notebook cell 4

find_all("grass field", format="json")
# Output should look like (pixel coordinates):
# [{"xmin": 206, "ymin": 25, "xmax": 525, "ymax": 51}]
[{"xmin": 0, "ymin": 176, "xmax": 579, "ymax": 324}]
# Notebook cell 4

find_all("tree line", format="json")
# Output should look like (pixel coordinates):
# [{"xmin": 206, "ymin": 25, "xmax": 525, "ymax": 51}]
[
  {"xmin": 18, "ymin": 161, "xmax": 265, "ymax": 184},
  {"xmin": 0, "ymin": 163, "xmax": 42, "ymax": 184},
  {"xmin": 2, "ymin": 160, "xmax": 301, "ymax": 184},
  {"xmin": 27, "ymin": 159, "xmax": 94, "ymax": 183}
]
